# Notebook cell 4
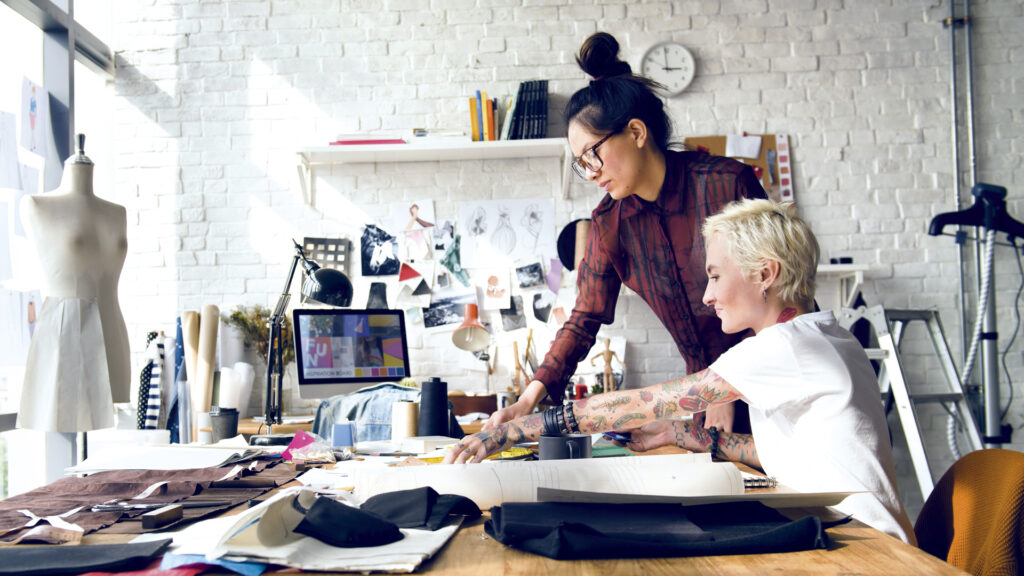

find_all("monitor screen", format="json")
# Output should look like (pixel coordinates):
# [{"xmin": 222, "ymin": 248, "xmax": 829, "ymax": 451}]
[{"xmin": 292, "ymin": 308, "xmax": 411, "ymax": 399}]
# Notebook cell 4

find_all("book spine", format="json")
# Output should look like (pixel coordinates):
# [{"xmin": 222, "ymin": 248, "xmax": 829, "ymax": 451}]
[
  {"xmin": 511, "ymin": 81, "xmax": 528, "ymax": 140},
  {"xmin": 538, "ymin": 79, "xmax": 549, "ymax": 139},
  {"xmin": 500, "ymin": 92, "xmax": 516, "ymax": 140},
  {"xmin": 469, "ymin": 96, "xmax": 479, "ymax": 142},
  {"xmin": 475, "ymin": 90, "xmax": 485, "ymax": 142},
  {"xmin": 484, "ymin": 96, "xmax": 494, "ymax": 141}
]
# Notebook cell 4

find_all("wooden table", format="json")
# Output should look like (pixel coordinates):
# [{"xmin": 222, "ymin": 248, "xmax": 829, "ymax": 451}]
[{"xmin": 77, "ymin": 448, "xmax": 965, "ymax": 575}]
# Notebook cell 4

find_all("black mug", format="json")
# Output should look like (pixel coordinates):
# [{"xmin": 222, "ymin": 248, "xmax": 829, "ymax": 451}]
[{"xmin": 539, "ymin": 434, "xmax": 592, "ymax": 460}]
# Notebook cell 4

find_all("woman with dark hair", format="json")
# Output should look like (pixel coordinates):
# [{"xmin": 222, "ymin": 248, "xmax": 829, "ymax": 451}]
[{"xmin": 484, "ymin": 32, "xmax": 766, "ymax": 434}]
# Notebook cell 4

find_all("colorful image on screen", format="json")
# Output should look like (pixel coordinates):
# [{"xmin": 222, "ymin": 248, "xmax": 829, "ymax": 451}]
[{"xmin": 297, "ymin": 313, "xmax": 408, "ymax": 380}]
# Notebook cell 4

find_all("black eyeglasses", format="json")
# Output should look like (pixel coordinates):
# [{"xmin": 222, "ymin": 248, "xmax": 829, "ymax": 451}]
[{"xmin": 571, "ymin": 130, "xmax": 619, "ymax": 180}]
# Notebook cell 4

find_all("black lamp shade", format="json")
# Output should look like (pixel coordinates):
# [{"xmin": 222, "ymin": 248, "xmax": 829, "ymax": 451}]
[{"xmin": 301, "ymin": 267, "xmax": 353, "ymax": 307}]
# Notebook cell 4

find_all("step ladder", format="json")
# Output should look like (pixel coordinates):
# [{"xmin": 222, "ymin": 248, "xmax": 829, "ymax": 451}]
[{"xmin": 837, "ymin": 306, "xmax": 984, "ymax": 500}]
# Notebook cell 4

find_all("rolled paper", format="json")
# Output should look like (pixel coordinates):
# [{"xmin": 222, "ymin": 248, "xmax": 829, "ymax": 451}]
[
  {"xmin": 391, "ymin": 400, "xmax": 419, "ymax": 443},
  {"xmin": 233, "ymin": 362, "xmax": 255, "ymax": 418},
  {"xmin": 418, "ymin": 377, "xmax": 449, "ymax": 437},
  {"xmin": 193, "ymin": 304, "xmax": 220, "ymax": 435},
  {"xmin": 574, "ymin": 220, "xmax": 591, "ymax": 270}
]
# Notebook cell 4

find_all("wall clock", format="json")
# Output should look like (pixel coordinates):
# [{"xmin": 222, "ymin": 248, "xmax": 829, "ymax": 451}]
[{"xmin": 640, "ymin": 41, "xmax": 696, "ymax": 97}]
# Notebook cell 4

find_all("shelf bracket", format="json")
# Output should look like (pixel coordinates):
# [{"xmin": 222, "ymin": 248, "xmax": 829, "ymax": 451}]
[{"xmin": 297, "ymin": 152, "xmax": 315, "ymax": 207}]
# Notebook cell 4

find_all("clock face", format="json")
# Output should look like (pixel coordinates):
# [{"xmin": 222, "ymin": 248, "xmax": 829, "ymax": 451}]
[{"xmin": 641, "ymin": 42, "xmax": 696, "ymax": 96}]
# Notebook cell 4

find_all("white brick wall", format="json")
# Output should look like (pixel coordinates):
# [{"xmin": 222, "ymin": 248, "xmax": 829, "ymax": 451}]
[{"xmin": 110, "ymin": 0, "xmax": 1023, "ymax": 519}]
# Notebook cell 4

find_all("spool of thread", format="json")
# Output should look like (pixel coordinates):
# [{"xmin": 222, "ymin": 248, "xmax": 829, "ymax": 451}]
[
  {"xmin": 418, "ymin": 377, "xmax": 449, "ymax": 437},
  {"xmin": 391, "ymin": 401, "xmax": 419, "ymax": 442}
]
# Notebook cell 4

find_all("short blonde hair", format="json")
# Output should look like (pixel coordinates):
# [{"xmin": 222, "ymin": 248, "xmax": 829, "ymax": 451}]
[{"xmin": 702, "ymin": 199, "xmax": 820, "ymax": 310}]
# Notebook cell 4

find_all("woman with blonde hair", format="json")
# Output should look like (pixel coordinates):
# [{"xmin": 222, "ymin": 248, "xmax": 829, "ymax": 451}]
[{"xmin": 446, "ymin": 199, "xmax": 915, "ymax": 544}]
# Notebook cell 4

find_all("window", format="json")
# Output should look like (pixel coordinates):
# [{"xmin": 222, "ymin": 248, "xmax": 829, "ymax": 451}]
[{"xmin": 0, "ymin": 0, "xmax": 113, "ymax": 497}]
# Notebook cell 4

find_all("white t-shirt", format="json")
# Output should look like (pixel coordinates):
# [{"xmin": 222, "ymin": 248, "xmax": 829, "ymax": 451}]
[{"xmin": 709, "ymin": 311, "xmax": 916, "ymax": 544}]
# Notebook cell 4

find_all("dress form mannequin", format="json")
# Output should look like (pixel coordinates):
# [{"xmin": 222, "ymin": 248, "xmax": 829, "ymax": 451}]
[{"xmin": 18, "ymin": 134, "xmax": 129, "ymax": 432}]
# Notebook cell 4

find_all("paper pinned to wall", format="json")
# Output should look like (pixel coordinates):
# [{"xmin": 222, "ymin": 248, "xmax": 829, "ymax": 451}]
[
  {"xmin": 0, "ymin": 112, "xmax": 20, "ymax": 189},
  {"xmin": 725, "ymin": 134, "xmax": 762, "ymax": 159},
  {"xmin": 20, "ymin": 78, "xmax": 49, "ymax": 156}
]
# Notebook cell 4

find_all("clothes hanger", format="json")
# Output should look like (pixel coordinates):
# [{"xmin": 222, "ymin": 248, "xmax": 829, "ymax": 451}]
[{"xmin": 929, "ymin": 183, "xmax": 1024, "ymax": 240}]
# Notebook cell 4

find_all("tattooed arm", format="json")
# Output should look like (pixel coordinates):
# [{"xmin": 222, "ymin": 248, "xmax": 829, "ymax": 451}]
[
  {"xmin": 623, "ymin": 419, "xmax": 762, "ymax": 470},
  {"xmin": 444, "ymin": 368, "xmax": 741, "ymax": 464}
]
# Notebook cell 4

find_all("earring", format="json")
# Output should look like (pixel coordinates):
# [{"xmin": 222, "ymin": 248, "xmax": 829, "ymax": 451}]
[{"xmin": 762, "ymin": 289, "xmax": 767, "ymax": 303}]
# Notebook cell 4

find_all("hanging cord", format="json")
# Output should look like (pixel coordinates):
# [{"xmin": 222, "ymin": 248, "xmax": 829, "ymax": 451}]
[
  {"xmin": 999, "ymin": 239, "xmax": 1024, "ymax": 421},
  {"xmin": 961, "ymin": 228, "xmax": 996, "ymax": 386},
  {"xmin": 949, "ymin": 228, "xmax": 996, "ymax": 459}
]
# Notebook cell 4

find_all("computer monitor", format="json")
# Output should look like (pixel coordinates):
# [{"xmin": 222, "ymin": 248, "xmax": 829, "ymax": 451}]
[{"xmin": 292, "ymin": 308, "xmax": 411, "ymax": 399}]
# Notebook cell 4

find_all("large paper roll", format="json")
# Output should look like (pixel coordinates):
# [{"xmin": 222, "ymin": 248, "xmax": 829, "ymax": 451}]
[
  {"xmin": 391, "ymin": 400, "xmax": 419, "ymax": 443},
  {"xmin": 233, "ymin": 362, "xmax": 255, "ymax": 418},
  {"xmin": 181, "ymin": 310, "xmax": 201, "ymax": 435},
  {"xmin": 193, "ymin": 305, "xmax": 219, "ymax": 434}
]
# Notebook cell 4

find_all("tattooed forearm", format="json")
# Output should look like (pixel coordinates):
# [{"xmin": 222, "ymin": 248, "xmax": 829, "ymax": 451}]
[
  {"xmin": 584, "ymin": 415, "xmax": 607, "ymax": 433},
  {"xmin": 653, "ymin": 399, "xmax": 678, "ymax": 419},
  {"xmin": 669, "ymin": 421, "xmax": 761, "ymax": 470},
  {"xmin": 613, "ymin": 413, "xmax": 645, "ymax": 428},
  {"xmin": 676, "ymin": 370, "xmax": 740, "ymax": 413},
  {"xmin": 594, "ymin": 396, "xmax": 632, "ymax": 411}
]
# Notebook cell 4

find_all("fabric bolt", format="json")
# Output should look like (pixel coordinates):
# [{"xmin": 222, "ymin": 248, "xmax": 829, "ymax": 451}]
[
  {"xmin": 485, "ymin": 501, "xmax": 828, "ymax": 560},
  {"xmin": 143, "ymin": 339, "xmax": 165, "ymax": 429},
  {"xmin": 709, "ymin": 311, "xmax": 915, "ymax": 543},
  {"xmin": 19, "ymin": 297, "xmax": 115, "ymax": 432},
  {"xmin": 0, "ymin": 538, "xmax": 171, "ymax": 575},
  {"xmin": 533, "ymin": 150, "xmax": 766, "ymax": 403},
  {"xmin": 294, "ymin": 496, "xmax": 403, "ymax": 548},
  {"xmin": 137, "ymin": 331, "xmax": 158, "ymax": 429},
  {"xmin": 361, "ymin": 487, "xmax": 481, "ymax": 531}
]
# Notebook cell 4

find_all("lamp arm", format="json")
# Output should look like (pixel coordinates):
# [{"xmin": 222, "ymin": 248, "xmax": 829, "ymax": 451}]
[{"xmin": 265, "ymin": 251, "xmax": 303, "ymax": 431}]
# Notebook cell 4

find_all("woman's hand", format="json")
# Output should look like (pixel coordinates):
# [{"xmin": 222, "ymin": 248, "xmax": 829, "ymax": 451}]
[
  {"xmin": 443, "ymin": 425, "xmax": 515, "ymax": 464},
  {"xmin": 701, "ymin": 402, "xmax": 736, "ymax": 433},
  {"xmin": 622, "ymin": 420, "xmax": 677, "ymax": 452},
  {"xmin": 482, "ymin": 380, "xmax": 546, "ymax": 430}
]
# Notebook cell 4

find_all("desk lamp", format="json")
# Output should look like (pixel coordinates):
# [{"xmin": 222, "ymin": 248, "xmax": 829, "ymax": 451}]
[
  {"xmin": 263, "ymin": 240, "xmax": 353, "ymax": 437},
  {"xmin": 452, "ymin": 303, "xmax": 495, "ymax": 392}
]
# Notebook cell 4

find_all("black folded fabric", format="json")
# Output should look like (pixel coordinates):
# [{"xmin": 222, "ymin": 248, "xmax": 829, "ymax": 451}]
[
  {"xmin": 0, "ymin": 538, "xmax": 171, "ymax": 575},
  {"xmin": 295, "ymin": 496, "xmax": 403, "ymax": 547},
  {"xmin": 361, "ymin": 486, "xmax": 481, "ymax": 530},
  {"xmin": 485, "ymin": 501, "xmax": 828, "ymax": 560}
]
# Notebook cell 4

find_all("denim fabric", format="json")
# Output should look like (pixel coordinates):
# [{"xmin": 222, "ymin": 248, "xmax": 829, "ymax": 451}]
[{"xmin": 312, "ymin": 383, "xmax": 421, "ymax": 442}]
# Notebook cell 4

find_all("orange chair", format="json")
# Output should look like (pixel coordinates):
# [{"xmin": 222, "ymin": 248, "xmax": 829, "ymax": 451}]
[{"xmin": 915, "ymin": 449, "xmax": 1024, "ymax": 575}]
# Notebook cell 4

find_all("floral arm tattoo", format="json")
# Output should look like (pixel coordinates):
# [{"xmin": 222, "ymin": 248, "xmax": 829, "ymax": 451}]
[
  {"xmin": 672, "ymin": 420, "xmax": 761, "ymax": 470},
  {"xmin": 572, "ymin": 368, "xmax": 741, "ymax": 435}
]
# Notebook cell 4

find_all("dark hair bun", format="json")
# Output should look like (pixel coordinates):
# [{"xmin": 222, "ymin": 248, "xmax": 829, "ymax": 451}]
[{"xmin": 576, "ymin": 32, "xmax": 632, "ymax": 81}]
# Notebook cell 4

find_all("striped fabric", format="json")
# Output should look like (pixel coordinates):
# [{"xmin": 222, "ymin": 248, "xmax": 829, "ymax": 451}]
[{"xmin": 143, "ymin": 339, "xmax": 164, "ymax": 429}]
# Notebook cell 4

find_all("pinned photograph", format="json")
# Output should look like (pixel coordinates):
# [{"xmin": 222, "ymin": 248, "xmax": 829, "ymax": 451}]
[
  {"xmin": 499, "ymin": 295, "xmax": 527, "ymax": 332},
  {"xmin": 433, "ymin": 219, "xmax": 455, "ymax": 254},
  {"xmin": 515, "ymin": 261, "xmax": 545, "ymax": 289},
  {"xmin": 532, "ymin": 290, "xmax": 556, "ymax": 323},
  {"xmin": 361, "ymin": 224, "xmax": 400, "ymax": 276},
  {"xmin": 422, "ymin": 284, "xmax": 476, "ymax": 330}
]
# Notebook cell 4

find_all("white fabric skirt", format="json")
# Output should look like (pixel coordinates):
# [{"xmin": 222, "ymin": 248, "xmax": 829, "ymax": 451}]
[{"xmin": 18, "ymin": 297, "xmax": 115, "ymax": 432}]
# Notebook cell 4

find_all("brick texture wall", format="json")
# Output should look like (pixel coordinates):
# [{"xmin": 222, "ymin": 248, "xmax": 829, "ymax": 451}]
[{"xmin": 109, "ymin": 0, "xmax": 1024, "ymax": 519}]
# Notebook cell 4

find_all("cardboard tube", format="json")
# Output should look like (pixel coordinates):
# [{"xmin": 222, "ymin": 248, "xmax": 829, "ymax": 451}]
[
  {"xmin": 193, "ymin": 305, "xmax": 220, "ymax": 434},
  {"xmin": 574, "ymin": 220, "xmax": 591, "ymax": 270},
  {"xmin": 181, "ymin": 310, "xmax": 201, "ymax": 416},
  {"xmin": 391, "ymin": 400, "xmax": 419, "ymax": 443}
]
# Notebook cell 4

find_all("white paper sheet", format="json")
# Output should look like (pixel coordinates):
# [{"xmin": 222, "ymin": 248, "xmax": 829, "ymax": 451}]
[
  {"xmin": 725, "ymin": 133, "xmax": 762, "ymax": 159},
  {"xmin": 65, "ymin": 444, "xmax": 256, "ymax": 474},
  {"xmin": 353, "ymin": 453, "xmax": 740, "ymax": 510}
]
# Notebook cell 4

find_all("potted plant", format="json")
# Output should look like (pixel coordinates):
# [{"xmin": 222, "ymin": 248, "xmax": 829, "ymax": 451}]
[{"xmin": 221, "ymin": 305, "xmax": 295, "ymax": 367}]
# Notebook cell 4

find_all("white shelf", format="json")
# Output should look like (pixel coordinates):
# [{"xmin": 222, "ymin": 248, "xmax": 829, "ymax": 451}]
[{"xmin": 297, "ymin": 138, "xmax": 573, "ymax": 205}]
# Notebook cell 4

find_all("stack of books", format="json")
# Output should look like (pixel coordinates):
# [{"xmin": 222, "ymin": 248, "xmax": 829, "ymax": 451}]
[{"xmin": 468, "ymin": 80, "xmax": 548, "ymax": 142}]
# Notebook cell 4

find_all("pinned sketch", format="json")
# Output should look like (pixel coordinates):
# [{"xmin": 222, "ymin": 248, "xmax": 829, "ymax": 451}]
[
  {"xmin": 433, "ymin": 220, "xmax": 455, "ymax": 254},
  {"xmin": 422, "ymin": 283, "xmax": 476, "ymax": 330},
  {"xmin": 361, "ymin": 224, "xmax": 400, "ymax": 276},
  {"xmin": 515, "ymin": 262, "xmax": 545, "ymax": 289},
  {"xmin": 500, "ymin": 295, "xmax": 527, "ymax": 332},
  {"xmin": 393, "ymin": 200, "xmax": 435, "ymax": 262},
  {"xmin": 476, "ymin": 268, "xmax": 511, "ymax": 310},
  {"xmin": 0, "ymin": 112, "xmax": 20, "ymax": 189},
  {"xmin": 21, "ymin": 78, "xmax": 49, "ymax": 156},
  {"xmin": 459, "ymin": 198, "xmax": 556, "ymax": 268}
]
